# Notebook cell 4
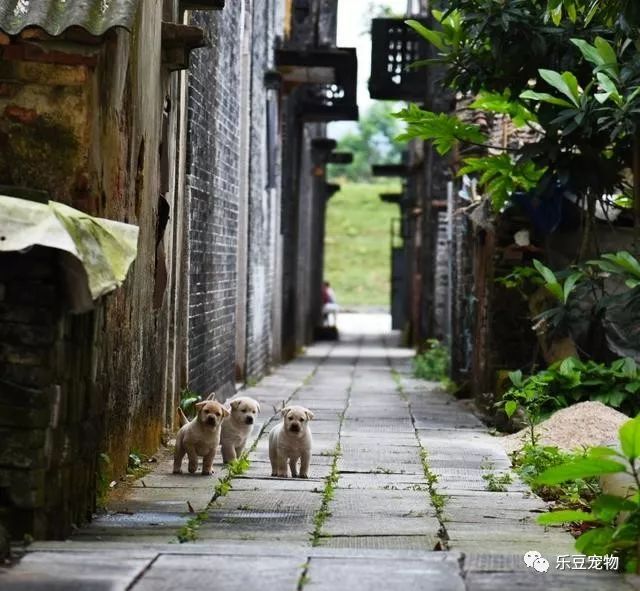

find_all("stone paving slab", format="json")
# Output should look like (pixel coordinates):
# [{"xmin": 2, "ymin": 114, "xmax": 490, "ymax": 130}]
[
  {"xmin": 338, "ymin": 452, "xmax": 423, "ymax": 472},
  {"xmin": 327, "ymin": 489, "xmax": 435, "ymax": 517},
  {"xmin": 133, "ymin": 554, "xmax": 304, "ymax": 591},
  {"xmin": 316, "ymin": 535, "xmax": 437, "ymax": 550},
  {"xmin": 70, "ymin": 511, "xmax": 186, "ymax": 543},
  {"xmin": 337, "ymin": 461, "xmax": 425, "ymax": 475},
  {"xmin": 342, "ymin": 420, "xmax": 416, "ymax": 434},
  {"xmin": 445, "ymin": 493, "xmax": 547, "ymax": 511},
  {"xmin": 0, "ymin": 550, "xmax": 156, "ymax": 590},
  {"xmin": 231, "ymin": 475, "xmax": 325, "ymax": 492},
  {"xmin": 335, "ymin": 473, "xmax": 427, "ymax": 490},
  {"xmin": 304, "ymin": 555, "xmax": 465, "ymax": 591},
  {"xmin": 209, "ymin": 489, "xmax": 321, "ymax": 513},
  {"xmin": 198, "ymin": 489, "xmax": 319, "ymax": 542},
  {"xmin": 339, "ymin": 433, "xmax": 418, "ymax": 447},
  {"xmin": 465, "ymin": 571, "xmax": 635, "ymax": 590},
  {"xmin": 103, "ymin": 488, "xmax": 211, "ymax": 514},
  {"xmin": 322, "ymin": 514, "xmax": 441, "ymax": 537}
]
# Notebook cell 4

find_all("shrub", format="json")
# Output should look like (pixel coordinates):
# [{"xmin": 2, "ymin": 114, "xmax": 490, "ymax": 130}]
[
  {"xmin": 503, "ymin": 357, "xmax": 640, "ymax": 421},
  {"xmin": 512, "ymin": 443, "xmax": 599, "ymax": 508},
  {"xmin": 537, "ymin": 415, "xmax": 640, "ymax": 573},
  {"xmin": 413, "ymin": 339, "xmax": 450, "ymax": 381}
]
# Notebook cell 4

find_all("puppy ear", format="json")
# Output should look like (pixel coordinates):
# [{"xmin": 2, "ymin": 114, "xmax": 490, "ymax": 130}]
[
  {"xmin": 305, "ymin": 409, "xmax": 315, "ymax": 420},
  {"xmin": 195, "ymin": 401, "xmax": 206, "ymax": 410},
  {"xmin": 280, "ymin": 406, "xmax": 291, "ymax": 417},
  {"xmin": 205, "ymin": 392, "xmax": 216, "ymax": 401},
  {"xmin": 230, "ymin": 399, "xmax": 240, "ymax": 410},
  {"xmin": 221, "ymin": 406, "xmax": 230, "ymax": 417}
]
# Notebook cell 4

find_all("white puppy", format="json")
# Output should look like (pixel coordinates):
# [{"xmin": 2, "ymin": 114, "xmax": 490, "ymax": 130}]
[
  {"xmin": 269, "ymin": 405, "xmax": 314, "ymax": 478},
  {"xmin": 173, "ymin": 400, "xmax": 229, "ymax": 475},
  {"xmin": 220, "ymin": 396, "xmax": 260, "ymax": 463}
]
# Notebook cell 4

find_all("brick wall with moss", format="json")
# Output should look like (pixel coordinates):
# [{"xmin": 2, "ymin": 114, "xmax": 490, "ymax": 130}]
[{"xmin": 0, "ymin": 249, "xmax": 102, "ymax": 539}]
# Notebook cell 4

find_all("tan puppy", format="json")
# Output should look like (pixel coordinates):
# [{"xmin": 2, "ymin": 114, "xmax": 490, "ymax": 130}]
[
  {"xmin": 269, "ymin": 405, "xmax": 314, "ymax": 478},
  {"xmin": 220, "ymin": 396, "xmax": 261, "ymax": 463},
  {"xmin": 173, "ymin": 400, "xmax": 229, "ymax": 475}
]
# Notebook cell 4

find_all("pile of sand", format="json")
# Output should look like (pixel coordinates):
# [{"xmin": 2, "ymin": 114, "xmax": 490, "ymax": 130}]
[{"xmin": 499, "ymin": 401, "xmax": 629, "ymax": 454}]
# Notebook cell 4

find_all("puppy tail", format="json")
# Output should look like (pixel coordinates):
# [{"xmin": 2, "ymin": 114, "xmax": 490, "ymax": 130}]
[{"xmin": 177, "ymin": 407, "xmax": 189, "ymax": 427}]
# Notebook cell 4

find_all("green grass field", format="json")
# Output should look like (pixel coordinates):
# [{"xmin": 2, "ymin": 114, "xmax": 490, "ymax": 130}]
[{"xmin": 324, "ymin": 182, "xmax": 401, "ymax": 307}]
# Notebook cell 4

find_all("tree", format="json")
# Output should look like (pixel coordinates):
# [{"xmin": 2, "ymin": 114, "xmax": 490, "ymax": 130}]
[
  {"xmin": 394, "ymin": 0, "xmax": 640, "ymax": 256},
  {"xmin": 330, "ymin": 102, "xmax": 404, "ymax": 182}
]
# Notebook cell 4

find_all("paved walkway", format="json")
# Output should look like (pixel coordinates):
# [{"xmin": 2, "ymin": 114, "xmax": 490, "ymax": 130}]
[{"xmin": 1, "ymin": 314, "xmax": 637, "ymax": 589}]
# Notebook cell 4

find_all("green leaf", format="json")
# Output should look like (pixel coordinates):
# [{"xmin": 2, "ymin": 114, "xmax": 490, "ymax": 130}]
[
  {"xmin": 470, "ymin": 91, "xmax": 537, "ymax": 127},
  {"xmin": 537, "ymin": 509, "xmax": 597, "ymax": 525},
  {"xmin": 520, "ymin": 90, "xmax": 574, "ymax": 108},
  {"xmin": 532, "ymin": 259, "xmax": 556, "ymax": 285},
  {"xmin": 406, "ymin": 19, "xmax": 446, "ymax": 52},
  {"xmin": 594, "ymin": 37, "xmax": 619, "ymax": 75},
  {"xmin": 619, "ymin": 417, "xmax": 640, "ymax": 461},
  {"xmin": 571, "ymin": 38, "xmax": 604, "ymax": 68},
  {"xmin": 536, "ymin": 457, "xmax": 626, "ymax": 485},
  {"xmin": 180, "ymin": 396, "xmax": 200, "ymax": 410},
  {"xmin": 575, "ymin": 526, "xmax": 615, "ymax": 555},
  {"xmin": 559, "ymin": 357, "xmax": 580, "ymax": 376},
  {"xmin": 563, "ymin": 272, "xmax": 582, "ymax": 303},
  {"xmin": 589, "ymin": 446, "xmax": 623, "ymax": 458},
  {"xmin": 596, "ymin": 73, "xmax": 623, "ymax": 106},
  {"xmin": 394, "ymin": 105, "xmax": 487, "ymax": 155},
  {"xmin": 504, "ymin": 400, "xmax": 518, "ymax": 418},
  {"xmin": 591, "ymin": 494, "xmax": 637, "ymax": 521},
  {"xmin": 532, "ymin": 260, "xmax": 563, "ymax": 300},
  {"xmin": 538, "ymin": 69, "xmax": 580, "ymax": 107},
  {"xmin": 509, "ymin": 369, "xmax": 524, "ymax": 388}
]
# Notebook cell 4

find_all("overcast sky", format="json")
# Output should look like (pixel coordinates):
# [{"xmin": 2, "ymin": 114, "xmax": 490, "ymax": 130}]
[{"xmin": 329, "ymin": 0, "xmax": 410, "ymax": 139}]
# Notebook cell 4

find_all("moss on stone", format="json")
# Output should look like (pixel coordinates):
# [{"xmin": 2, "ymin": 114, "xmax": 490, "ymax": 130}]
[{"xmin": 0, "ymin": 113, "xmax": 79, "ymax": 196}]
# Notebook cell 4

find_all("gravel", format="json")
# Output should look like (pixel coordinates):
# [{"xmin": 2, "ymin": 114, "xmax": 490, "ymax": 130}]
[{"xmin": 498, "ymin": 401, "xmax": 629, "ymax": 454}]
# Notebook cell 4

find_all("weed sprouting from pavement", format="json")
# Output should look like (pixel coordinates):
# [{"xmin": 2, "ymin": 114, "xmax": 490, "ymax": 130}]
[
  {"xmin": 177, "ymin": 511, "xmax": 208, "ymax": 543},
  {"xmin": 393, "ymin": 367, "xmax": 450, "ymax": 549},
  {"xmin": 481, "ymin": 459, "xmax": 513, "ymax": 492},
  {"xmin": 311, "ymin": 443, "xmax": 341, "ymax": 545}
]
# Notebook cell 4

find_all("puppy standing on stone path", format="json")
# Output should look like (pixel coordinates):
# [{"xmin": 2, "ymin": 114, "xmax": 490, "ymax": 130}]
[
  {"xmin": 173, "ymin": 397, "xmax": 229, "ymax": 475},
  {"xmin": 269, "ymin": 405, "xmax": 314, "ymax": 478},
  {"xmin": 220, "ymin": 396, "xmax": 261, "ymax": 463}
]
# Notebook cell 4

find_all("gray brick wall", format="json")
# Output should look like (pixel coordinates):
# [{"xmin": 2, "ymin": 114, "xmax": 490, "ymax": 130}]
[
  {"xmin": 186, "ymin": 7, "xmax": 243, "ymax": 398},
  {"xmin": 245, "ymin": 0, "xmax": 281, "ymax": 380}
]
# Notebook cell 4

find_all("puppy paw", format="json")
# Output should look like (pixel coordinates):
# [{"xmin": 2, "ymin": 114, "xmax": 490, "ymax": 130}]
[
  {"xmin": 300, "ymin": 473, "xmax": 309, "ymax": 479},
  {"xmin": 201, "ymin": 469, "xmax": 212, "ymax": 476},
  {"xmin": 172, "ymin": 468, "xmax": 182, "ymax": 474}
]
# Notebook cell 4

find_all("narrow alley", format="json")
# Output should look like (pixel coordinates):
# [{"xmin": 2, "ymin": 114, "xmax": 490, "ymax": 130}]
[{"xmin": 2, "ymin": 315, "xmax": 630, "ymax": 590}]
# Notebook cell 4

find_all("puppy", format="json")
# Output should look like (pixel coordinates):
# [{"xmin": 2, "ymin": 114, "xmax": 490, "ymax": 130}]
[
  {"xmin": 220, "ymin": 396, "xmax": 261, "ymax": 463},
  {"xmin": 269, "ymin": 405, "xmax": 314, "ymax": 478},
  {"xmin": 173, "ymin": 400, "xmax": 229, "ymax": 475}
]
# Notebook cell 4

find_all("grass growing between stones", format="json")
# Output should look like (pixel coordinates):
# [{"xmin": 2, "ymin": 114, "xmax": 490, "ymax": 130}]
[
  {"xmin": 311, "ymin": 443, "xmax": 342, "ymax": 545},
  {"xmin": 297, "ymin": 560, "xmax": 312, "ymax": 590},
  {"xmin": 176, "ymin": 510, "xmax": 208, "ymax": 543},
  {"xmin": 175, "ymin": 455, "xmax": 251, "ymax": 543},
  {"xmin": 393, "ymin": 368, "xmax": 450, "ymax": 549},
  {"xmin": 481, "ymin": 459, "xmax": 513, "ymax": 492}
]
